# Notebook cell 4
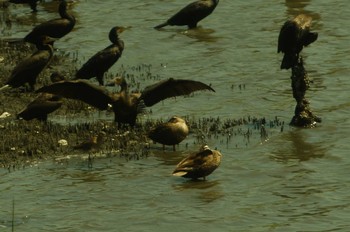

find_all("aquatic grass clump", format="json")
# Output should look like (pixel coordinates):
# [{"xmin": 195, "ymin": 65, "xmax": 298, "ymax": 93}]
[{"xmin": 0, "ymin": 113, "xmax": 285, "ymax": 170}]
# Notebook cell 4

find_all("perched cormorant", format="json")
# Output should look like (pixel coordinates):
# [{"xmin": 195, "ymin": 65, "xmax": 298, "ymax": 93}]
[
  {"xmin": 0, "ymin": 43, "xmax": 54, "ymax": 91},
  {"xmin": 17, "ymin": 94, "xmax": 62, "ymax": 121},
  {"xmin": 9, "ymin": 0, "xmax": 39, "ymax": 12},
  {"xmin": 24, "ymin": 0, "xmax": 75, "ymax": 45},
  {"xmin": 278, "ymin": 14, "xmax": 318, "ymax": 69},
  {"xmin": 75, "ymin": 26, "xmax": 125, "ymax": 86},
  {"xmin": 36, "ymin": 77, "xmax": 215, "ymax": 128},
  {"xmin": 17, "ymin": 72, "xmax": 66, "ymax": 121},
  {"xmin": 148, "ymin": 116, "xmax": 189, "ymax": 151},
  {"xmin": 154, "ymin": 0, "xmax": 219, "ymax": 29},
  {"xmin": 172, "ymin": 145, "xmax": 222, "ymax": 180}
]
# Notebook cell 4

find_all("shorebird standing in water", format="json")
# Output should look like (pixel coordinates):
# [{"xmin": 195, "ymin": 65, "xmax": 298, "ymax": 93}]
[
  {"xmin": 73, "ymin": 132, "xmax": 106, "ymax": 168},
  {"xmin": 148, "ymin": 116, "xmax": 189, "ymax": 151},
  {"xmin": 172, "ymin": 145, "xmax": 222, "ymax": 180}
]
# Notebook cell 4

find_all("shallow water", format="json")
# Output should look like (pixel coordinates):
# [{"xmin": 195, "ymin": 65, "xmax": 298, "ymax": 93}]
[{"xmin": 1, "ymin": 0, "xmax": 350, "ymax": 231}]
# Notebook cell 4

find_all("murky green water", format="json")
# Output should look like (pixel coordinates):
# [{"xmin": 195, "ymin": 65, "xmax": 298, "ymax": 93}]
[{"xmin": 1, "ymin": 0, "xmax": 350, "ymax": 231}]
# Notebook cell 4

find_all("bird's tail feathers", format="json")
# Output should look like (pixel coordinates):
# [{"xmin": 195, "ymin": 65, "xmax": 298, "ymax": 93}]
[
  {"xmin": 172, "ymin": 171, "xmax": 187, "ymax": 177},
  {"xmin": 154, "ymin": 22, "xmax": 168, "ymax": 29},
  {"xmin": 280, "ymin": 54, "xmax": 298, "ymax": 70}
]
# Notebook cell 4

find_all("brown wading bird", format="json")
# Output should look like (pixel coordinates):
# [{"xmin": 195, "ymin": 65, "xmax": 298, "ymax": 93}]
[
  {"xmin": 148, "ymin": 116, "xmax": 189, "ymax": 151},
  {"xmin": 172, "ymin": 145, "xmax": 222, "ymax": 180},
  {"xmin": 74, "ymin": 26, "xmax": 125, "ymax": 86},
  {"xmin": 9, "ymin": 0, "xmax": 40, "ymax": 12},
  {"xmin": 154, "ymin": 0, "xmax": 219, "ymax": 29},
  {"xmin": 278, "ymin": 14, "xmax": 318, "ymax": 70},
  {"xmin": 73, "ymin": 131, "xmax": 106, "ymax": 168},
  {"xmin": 17, "ymin": 72, "xmax": 66, "ymax": 121},
  {"xmin": 0, "ymin": 43, "xmax": 54, "ymax": 92},
  {"xmin": 36, "ymin": 77, "xmax": 215, "ymax": 128},
  {"xmin": 73, "ymin": 132, "xmax": 105, "ymax": 152},
  {"xmin": 24, "ymin": 0, "xmax": 75, "ymax": 45}
]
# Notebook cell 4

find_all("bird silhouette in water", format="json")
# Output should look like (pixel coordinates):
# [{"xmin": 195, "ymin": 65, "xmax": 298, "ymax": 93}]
[
  {"xmin": 24, "ymin": 0, "xmax": 75, "ymax": 45},
  {"xmin": 148, "ymin": 116, "xmax": 189, "ymax": 151},
  {"xmin": 154, "ymin": 0, "xmax": 219, "ymax": 29},
  {"xmin": 9, "ymin": 0, "xmax": 40, "ymax": 12},
  {"xmin": 75, "ymin": 26, "xmax": 125, "ymax": 86},
  {"xmin": 0, "ymin": 41, "xmax": 54, "ymax": 92},
  {"xmin": 36, "ymin": 77, "xmax": 215, "ymax": 128},
  {"xmin": 172, "ymin": 145, "xmax": 222, "ymax": 180},
  {"xmin": 278, "ymin": 14, "xmax": 318, "ymax": 69},
  {"xmin": 17, "ymin": 72, "xmax": 66, "ymax": 121}
]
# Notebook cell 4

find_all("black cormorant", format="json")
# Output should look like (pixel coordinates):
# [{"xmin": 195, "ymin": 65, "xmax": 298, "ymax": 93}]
[
  {"xmin": 154, "ymin": 0, "xmax": 219, "ymax": 29},
  {"xmin": 17, "ymin": 72, "xmax": 66, "ymax": 121},
  {"xmin": 24, "ymin": 0, "xmax": 75, "ymax": 44},
  {"xmin": 0, "ymin": 43, "xmax": 54, "ymax": 91},
  {"xmin": 17, "ymin": 94, "xmax": 62, "ymax": 121},
  {"xmin": 9, "ymin": 0, "xmax": 39, "ymax": 12},
  {"xmin": 278, "ymin": 14, "xmax": 318, "ymax": 69},
  {"xmin": 36, "ymin": 77, "xmax": 215, "ymax": 128},
  {"xmin": 75, "ymin": 26, "xmax": 125, "ymax": 86}
]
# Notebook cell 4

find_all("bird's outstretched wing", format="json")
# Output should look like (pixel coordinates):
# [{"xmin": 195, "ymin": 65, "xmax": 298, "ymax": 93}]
[
  {"xmin": 36, "ymin": 80, "xmax": 113, "ymax": 110},
  {"xmin": 140, "ymin": 78, "xmax": 215, "ymax": 107}
]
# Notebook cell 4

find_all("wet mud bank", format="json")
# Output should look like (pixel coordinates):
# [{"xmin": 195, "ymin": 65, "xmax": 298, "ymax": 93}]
[{"xmin": 0, "ymin": 40, "xmax": 284, "ymax": 170}]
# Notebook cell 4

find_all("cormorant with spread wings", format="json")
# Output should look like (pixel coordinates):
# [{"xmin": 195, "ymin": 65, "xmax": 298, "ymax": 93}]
[{"xmin": 36, "ymin": 77, "xmax": 215, "ymax": 128}]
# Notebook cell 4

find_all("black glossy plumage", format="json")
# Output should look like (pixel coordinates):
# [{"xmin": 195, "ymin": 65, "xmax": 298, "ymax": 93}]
[
  {"xmin": 36, "ymin": 77, "xmax": 215, "ymax": 127},
  {"xmin": 154, "ymin": 0, "xmax": 219, "ymax": 29},
  {"xmin": 24, "ymin": 0, "xmax": 75, "ymax": 44},
  {"xmin": 75, "ymin": 27, "xmax": 125, "ymax": 86},
  {"xmin": 278, "ymin": 14, "xmax": 318, "ymax": 69},
  {"xmin": 1, "ymin": 44, "xmax": 53, "ymax": 91},
  {"xmin": 36, "ymin": 80, "xmax": 112, "ymax": 110},
  {"xmin": 9, "ymin": 0, "xmax": 39, "ymax": 12},
  {"xmin": 17, "ymin": 94, "xmax": 62, "ymax": 121},
  {"xmin": 16, "ymin": 71, "xmax": 66, "ymax": 121},
  {"xmin": 142, "ymin": 78, "xmax": 215, "ymax": 106}
]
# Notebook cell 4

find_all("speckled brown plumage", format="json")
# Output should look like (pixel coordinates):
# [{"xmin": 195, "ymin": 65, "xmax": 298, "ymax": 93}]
[
  {"xmin": 173, "ymin": 145, "xmax": 222, "ymax": 180},
  {"xmin": 148, "ymin": 116, "xmax": 189, "ymax": 151}
]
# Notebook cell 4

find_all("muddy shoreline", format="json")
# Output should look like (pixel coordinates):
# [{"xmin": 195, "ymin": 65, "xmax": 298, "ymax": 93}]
[{"xmin": 0, "ymin": 40, "xmax": 284, "ymax": 171}]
